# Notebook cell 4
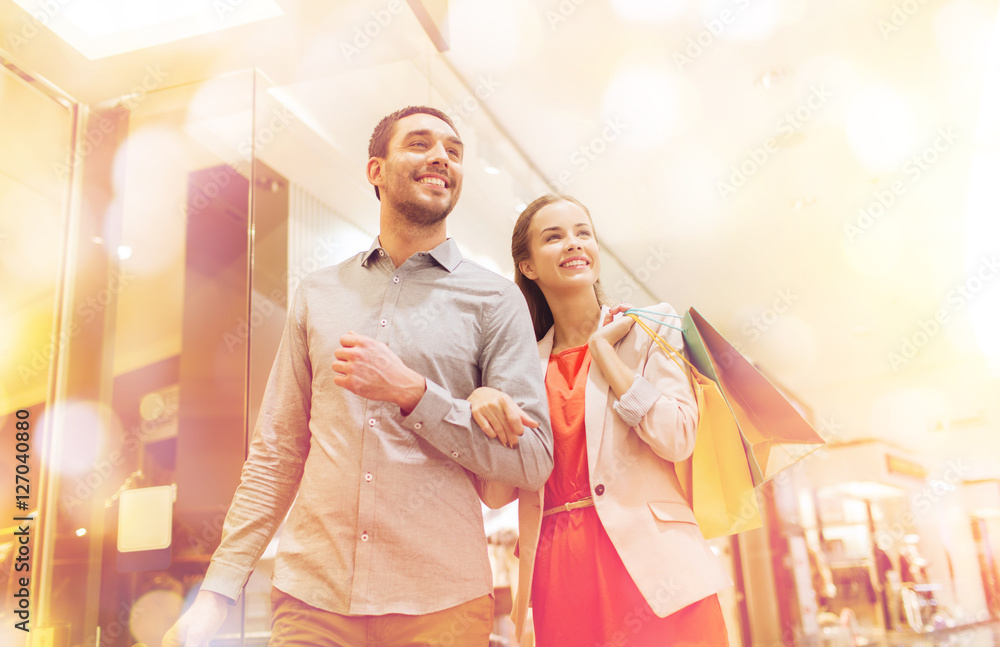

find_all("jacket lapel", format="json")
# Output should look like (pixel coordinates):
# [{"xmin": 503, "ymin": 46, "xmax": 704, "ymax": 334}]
[{"xmin": 585, "ymin": 305, "xmax": 612, "ymax": 478}]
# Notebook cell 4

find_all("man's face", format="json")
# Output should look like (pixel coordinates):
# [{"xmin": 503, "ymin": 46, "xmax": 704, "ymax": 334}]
[{"xmin": 373, "ymin": 113, "xmax": 464, "ymax": 226}]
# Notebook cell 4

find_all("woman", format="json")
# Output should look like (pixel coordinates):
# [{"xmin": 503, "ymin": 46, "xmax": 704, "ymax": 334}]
[{"xmin": 471, "ymin": 195, "xmax": 731, "ymax": 646}]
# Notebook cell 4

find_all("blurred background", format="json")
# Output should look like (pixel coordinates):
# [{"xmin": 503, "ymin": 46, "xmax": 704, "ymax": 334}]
[{"xmin": 1, "ymin": 0, "xmax": 999, "ymax": 645}]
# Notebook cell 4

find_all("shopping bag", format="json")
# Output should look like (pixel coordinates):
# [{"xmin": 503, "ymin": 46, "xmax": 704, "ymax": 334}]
[
  {"xmin": 683, "ymin": 307, "xmax": 826, "ymax": 485},
  {"xmin": 626, "ymin": 314, "xmax": 762, "ymax": 539}
]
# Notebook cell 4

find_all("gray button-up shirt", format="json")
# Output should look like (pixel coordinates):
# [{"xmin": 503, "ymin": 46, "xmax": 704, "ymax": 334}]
[{"xmin": 202, "ymin": 237, "xmax": 553, "ymax": 615}]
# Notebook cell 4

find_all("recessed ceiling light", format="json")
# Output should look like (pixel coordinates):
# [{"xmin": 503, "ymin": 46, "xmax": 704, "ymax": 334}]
[
  {"xmin": 117, "ymin": 245, "xmax": 133, "ymax": 260},
  {"xmin": 484, "ymin": 165, "xmax": 501, "ymax": 175},
  {"xmin": 11, "ymin": 0, "xmax": 283, "ymax": 60}
]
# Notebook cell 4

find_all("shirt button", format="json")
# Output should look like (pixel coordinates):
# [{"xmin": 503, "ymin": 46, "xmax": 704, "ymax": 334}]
[
  {"xmin": 451, "ymin": 451, "xmax": 459, "ymax": 458},
  {"xmin": 380, "ymin": 319, "xmax": 387, "ymax": 327},
  {"xmin": 393, "ymin": 276, "xmax": 399, "ymax": 284},
  {"xmin": 378, "ymin": 250, "xmax": 385, "ymax": 257},
  {"xmin": 361, "ymin": 531, "xmax": 369, "ymax": 542},
  {"xmin": 414, "ymin": 422, "xmax": 423, "ymax": 430},
  {"xmin": 365, "ymin": 472, "xmax": 373, "ymax": 482},
  {"xmin": 595, "ymin": 484, "xmax": 605, "ymax": 496},
  {"xmin": 368, "ymin": 418, "xmax": 376, "ymax": 427}
]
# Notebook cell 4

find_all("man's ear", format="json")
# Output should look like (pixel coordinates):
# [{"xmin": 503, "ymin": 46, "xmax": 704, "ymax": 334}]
[
  {"xmin": 366, "ymin": 157, "xmax": 383, "ymax": 192},
  {"xmin": 519, "ymin": 259, "xmax": 538, "ymax": 280}
]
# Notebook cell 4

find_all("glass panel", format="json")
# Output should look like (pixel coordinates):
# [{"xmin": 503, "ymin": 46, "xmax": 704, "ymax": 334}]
[
  {"xmin": 27, "ymin": 70, "xmax": 259, "ymax": 647},
  {"xmin": 0, "ymin": 60, "xmax": 74, "ymax": 647}
]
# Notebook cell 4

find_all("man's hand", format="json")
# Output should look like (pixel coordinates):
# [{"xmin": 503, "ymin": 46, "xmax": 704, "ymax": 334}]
[
  {"xmin": 162, "ymin": 590, "xmax": 229, "ymax": 647},
  {"xmin": 332, "ymin": 331, "xmax": 426, "ymax": 414},
  {"xmin": 468, "ymin": 387, "xmax": 539, "ymax": 448}
]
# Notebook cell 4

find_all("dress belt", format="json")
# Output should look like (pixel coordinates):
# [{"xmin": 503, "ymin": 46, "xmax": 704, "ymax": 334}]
[{"xmin": 542, "ymin": 496, "xmax": 595, "ymax": 517}]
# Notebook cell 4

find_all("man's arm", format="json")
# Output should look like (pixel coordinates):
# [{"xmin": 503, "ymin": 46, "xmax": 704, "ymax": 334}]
[
  {"xmin": 401, "ymin": 283, "xmax": 552, "ymax": 490},
  {"xmin": 165, "ymin": 288, "xmax": 312, "ymax": 645},
  {"xmin": 333, "ymin": 283, "xmax": 552, "ymax": 491}
]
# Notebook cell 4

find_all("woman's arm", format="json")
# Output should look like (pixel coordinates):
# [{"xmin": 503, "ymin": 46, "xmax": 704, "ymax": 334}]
[
  {"xmin": 590, "ymin": 304, "xmax": 699, "ymax": 463},
  {"xmin": 466, "ymin": 386, "xmax": 535, "ymax": 508}
]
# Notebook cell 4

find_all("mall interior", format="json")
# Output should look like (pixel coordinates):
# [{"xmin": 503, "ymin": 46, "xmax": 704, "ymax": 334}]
[{"xmin": 2, "ymin": 0, "xmax": 1000, "ymax": 645}]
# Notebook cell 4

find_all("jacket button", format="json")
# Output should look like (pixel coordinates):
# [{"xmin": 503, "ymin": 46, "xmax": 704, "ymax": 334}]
[{"xmin": 595, "ymin": 484, "xmax": 605, "ymax": 496}]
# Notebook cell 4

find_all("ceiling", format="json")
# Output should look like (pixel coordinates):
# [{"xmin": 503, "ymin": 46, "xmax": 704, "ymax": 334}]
[{"xmin": 2, "ymin": 0, "xmax": 999, "ymax": 480}]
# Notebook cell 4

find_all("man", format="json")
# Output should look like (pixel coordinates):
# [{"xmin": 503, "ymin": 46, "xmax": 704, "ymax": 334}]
[{"xmin": 163, "ymin": 106, "xmax": 553, "ymax": 647}]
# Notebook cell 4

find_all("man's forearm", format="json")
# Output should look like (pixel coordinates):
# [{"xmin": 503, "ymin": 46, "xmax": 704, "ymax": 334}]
[{"xmin": 402, "ymin": 379, "xmax": 553, "ymax": 490}]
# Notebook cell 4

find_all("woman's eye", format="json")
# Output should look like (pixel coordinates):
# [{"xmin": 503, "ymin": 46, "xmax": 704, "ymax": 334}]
[
  {"xmin": 546, "ymin": 234, "xmax": 560, "ymax": 242},
  {"xmin": 578, "ymin": 230, "xmax": 591, "ymax": 237}
]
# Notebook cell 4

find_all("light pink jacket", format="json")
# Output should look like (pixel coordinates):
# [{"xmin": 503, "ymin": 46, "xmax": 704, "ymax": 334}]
[{"xmin": 478, "ymin": 303, "xmax": 732, "ymax": 639}]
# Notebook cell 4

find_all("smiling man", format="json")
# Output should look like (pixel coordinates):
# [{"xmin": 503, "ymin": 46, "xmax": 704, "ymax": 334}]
[{"xmin": 163, "ymin": 106, "xmax": 553, "ymax": 647}]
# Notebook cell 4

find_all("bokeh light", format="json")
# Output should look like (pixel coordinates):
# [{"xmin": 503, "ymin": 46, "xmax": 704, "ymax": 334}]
[
  {"xmin": 130, "ymin": 589, "xmax": 185, "ymax": 647},
  {"xmin": 934, "ymin": 0, "xmax": 994, "ymax": 68},
  {"xmin": 611, "ymin": 0, "xmax": 690, "ymax": 22},
  {"xmin": 107, "ymin": 125, "xmax": 189, "ymax": 277},
  {"xmin": 699, "ymin": 0, "xmax": 782, "ymax": 41},
  {"xmin": 602, "ymin": 65, "xmax": 689, "ymax": 150},
  {"xmin": 449, "ymin": 0, "xmax": 543, "ymax": 70},
  {"xmin": 38, "ymin": 399, "xmax": 121, "ymax": 478},
  {"xmin": 845, "ymin": 87, "xmax": 917, "ymax": 172}
]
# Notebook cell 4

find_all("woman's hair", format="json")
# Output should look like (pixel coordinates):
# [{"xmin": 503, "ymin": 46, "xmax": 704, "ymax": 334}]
[{"xmin": 511, "ymin": 194, "xmax": 609, "ymax": 340}]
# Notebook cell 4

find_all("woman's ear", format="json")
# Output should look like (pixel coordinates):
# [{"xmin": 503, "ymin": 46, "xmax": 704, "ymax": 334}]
[{"xmin": 519, "ymin": 259, "xmax": 538, "ymax": 280}]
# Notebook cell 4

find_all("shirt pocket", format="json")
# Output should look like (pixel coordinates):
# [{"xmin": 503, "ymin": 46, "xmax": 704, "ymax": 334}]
[{"xmin": 647, "ymin": 500, "xmax": 699, "ymax": 526}]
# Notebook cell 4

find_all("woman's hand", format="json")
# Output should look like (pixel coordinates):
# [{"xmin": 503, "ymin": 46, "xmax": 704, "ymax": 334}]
[
  {"xmin": 468, "ymin": 387, "xmax": 539, "ymax": 449},
  {"xmin": 590, "ymin": 303, "xmax": 636, "ymax": 347}
]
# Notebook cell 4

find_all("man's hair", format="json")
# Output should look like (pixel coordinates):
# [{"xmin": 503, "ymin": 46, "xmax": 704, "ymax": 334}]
[{"xmin": 368, "ymin": 106, "xmax": 459, "ymax": 200}]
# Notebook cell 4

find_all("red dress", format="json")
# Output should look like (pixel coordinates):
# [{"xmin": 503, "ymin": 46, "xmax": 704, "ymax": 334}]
[{"xmin": 531, "ymin": 344, "xmax": 729, "ymax": 647}]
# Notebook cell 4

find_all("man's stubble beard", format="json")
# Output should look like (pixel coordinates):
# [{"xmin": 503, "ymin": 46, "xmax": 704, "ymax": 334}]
[{"xmin": 385, "ymin": 177, "xmax": 460, "ymax": 229}]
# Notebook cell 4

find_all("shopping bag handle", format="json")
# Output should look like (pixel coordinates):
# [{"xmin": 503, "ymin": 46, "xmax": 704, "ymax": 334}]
[
  {"xmin": 626, "ymin": 313, "xmax": 700, "ymax": 380},
  {"xmin": 624, "ymin": 307, "xmax": 685, "ymax": 333}
]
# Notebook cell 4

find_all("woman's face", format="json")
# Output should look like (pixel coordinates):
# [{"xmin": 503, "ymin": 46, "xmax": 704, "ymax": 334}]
[{"xmin": 519, "ymin": 200, "xmax": 601, "ymax": 293}]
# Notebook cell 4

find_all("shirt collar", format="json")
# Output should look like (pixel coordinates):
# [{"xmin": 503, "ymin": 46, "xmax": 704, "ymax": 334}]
[{"xmin": 360, "ymin": 236, "xmax": 463, "ymax": 273}]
